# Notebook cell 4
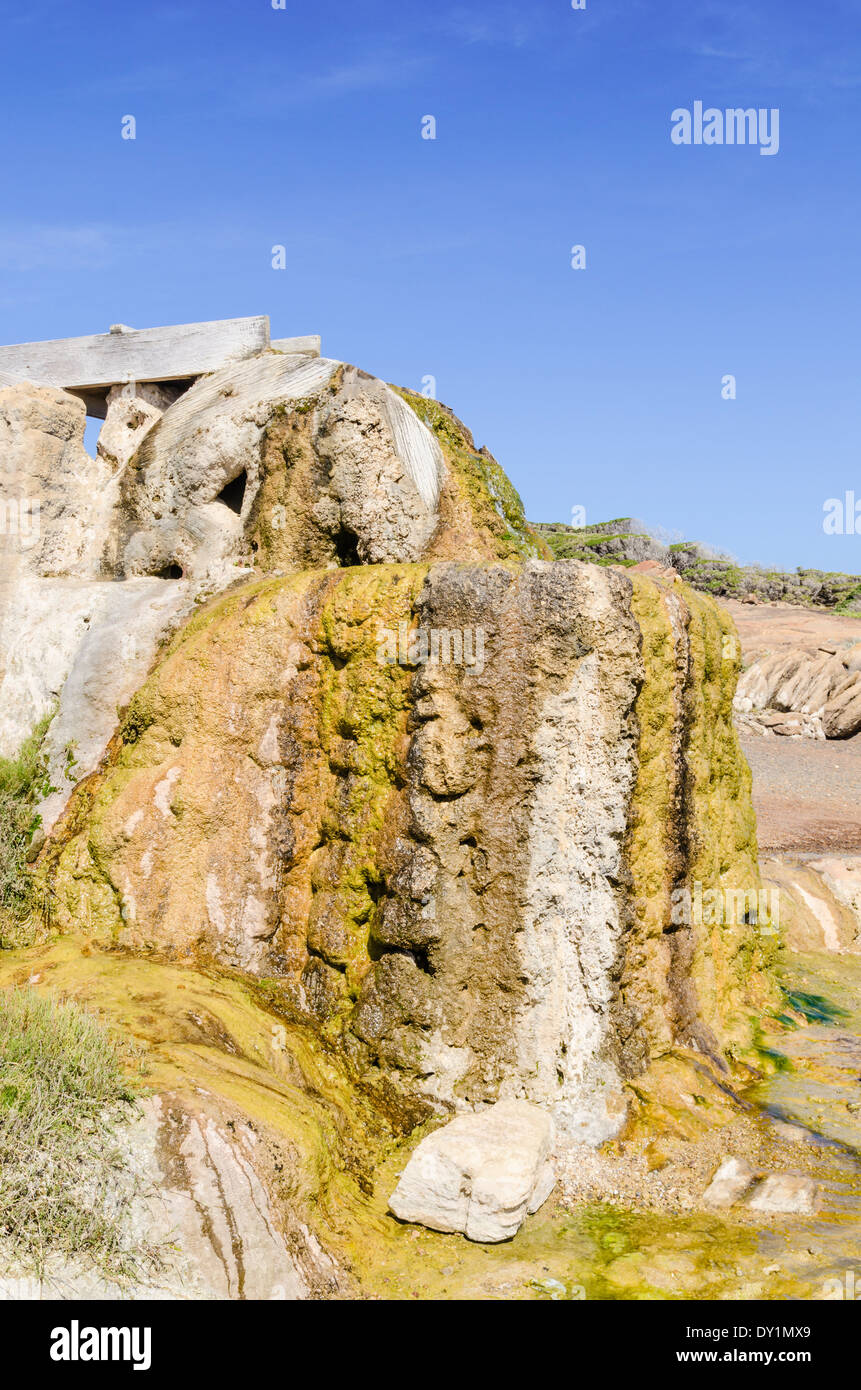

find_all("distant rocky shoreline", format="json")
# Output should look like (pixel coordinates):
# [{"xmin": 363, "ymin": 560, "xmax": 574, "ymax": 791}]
[{"xmin": 534, "ymin": 518, "xmax": 861, "ymax": 613}]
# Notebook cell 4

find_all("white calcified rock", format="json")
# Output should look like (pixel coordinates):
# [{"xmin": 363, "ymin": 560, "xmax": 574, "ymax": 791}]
[
  {"xmin": 0, "ymin": 355, "xmax": 451, "ymax": 830},
  {"xmin": 0, "ymin": 383, "xmax": 114, "ymax": 581},
  {"xmin": 516, "ymin": 562, "xmax": 638, "ymax": 1145},
  {"xmin": 702, "ymin": 1156, "xmax": 756, "ymax": 1208},
  {"xmin": 118, "ymin": 356, "xmax": 446, "ymax": 584},
  {"xmin": 97, "ymin": 382, "xmax": 180, "ymax": 470},
  {"xmin": 0, "ymin": 1095, "xmax": 343, "ymax": 1301},
  {"xmin": 388, "ymin": 1100, "xmax": 556, "ymax": 1243},
  {"xmin": 761, "ymin": 856, "xmax": 861, "ymax": 954},
  {"xmin": 747, "ymin": 1173, "xmax": 819, "ymax": 1215}
]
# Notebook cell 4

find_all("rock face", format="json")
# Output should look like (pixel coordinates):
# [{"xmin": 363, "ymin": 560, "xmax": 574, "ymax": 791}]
[
  {"xmin": 2, "ymin": 342, "xmax": 775, "ymax": 1168},
  {"xmin": 41, "ymin": 558, "xmax": 773, "ymax": 1145},
  {"xmin": 0, "ymin": 383, "xmax": 113, "ymax": 582},
  {"xmin": 734, "ymin": 644, "xmax": 861, "ymax": 740},
  {"xmin": 761, "ymin": 856, "xmax": 861, "ymax": 953},
  {"xmin": 388, "ymin": 1100, "xmax": 555, "ymax": 1242},
  {"xmin": 0, "ymin": 1094, "xmax": 336, "ymax": 1301},
  {"xmin": 0, "ymin": 356, "xmax": 545, "ymax": 829}
]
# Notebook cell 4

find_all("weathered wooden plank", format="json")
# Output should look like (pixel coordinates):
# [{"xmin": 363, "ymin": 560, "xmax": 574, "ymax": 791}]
[
  {"xmin": 271, "ymin": 335, "xmax": 321, "ymax": 358},
  {"xmin": 0, "ymin": 317, "xmax": 271, "ymax": 391},
  {"xmin": 0, "ymin": 369, "xmax": 48, "ymax": 391}
]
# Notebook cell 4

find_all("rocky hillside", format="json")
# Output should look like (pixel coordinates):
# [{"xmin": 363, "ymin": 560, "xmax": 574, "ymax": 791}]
[
  {"xmin": 0, "ymin": 360, "xmax": 795, "ymax": 1294},
  {"xmin": 535, "ymin": 519, "xmax": 861, "ymax": 613}
]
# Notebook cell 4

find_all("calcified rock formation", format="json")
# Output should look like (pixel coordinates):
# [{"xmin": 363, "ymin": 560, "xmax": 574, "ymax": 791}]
[
  {"xmin": 41, "ymin": 559, "xmax": 772, "ymax": 1144},
  {"xmin": 761, "ymin": 855, "xmax": 861, "ymax": 953},
  {"xmin": 0, "ymin": 352, "xmax": 544, "ymax": 833},
  {"xmin": 735, "ymin": 642, "xmax": 861, "ymax": 740},
  {"xmin": 2, "ymin": 339, "xmax": 775, "ymax": 1156}
]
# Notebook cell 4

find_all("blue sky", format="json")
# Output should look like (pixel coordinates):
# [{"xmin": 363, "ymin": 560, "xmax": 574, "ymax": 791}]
[{"xmin": 1, "ymin": 0, "xmax": 860, "ymax": 569}]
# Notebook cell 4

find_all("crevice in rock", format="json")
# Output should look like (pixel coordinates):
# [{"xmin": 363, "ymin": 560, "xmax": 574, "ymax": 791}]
[
  {"xmin": 332, "ymin": 524, "xmax": 362, "ymax": 567},
  {"xmin": 665, "ymin": 596, "xmax": 727, "ymax": 1072},
  {"xmin": 216, "ymin": 470, "xmax": 248, "ymax": 515},
  {"xmin": 83, "ymin": 414, "xmax": 105, "ymax": 461}
]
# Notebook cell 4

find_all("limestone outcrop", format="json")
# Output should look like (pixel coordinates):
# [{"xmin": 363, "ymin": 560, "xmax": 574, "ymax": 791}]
[
  {"xmin": 1, "ymin": 332, "xmax": 780, "ymax": 1289},
  {"xmin": 734, "ymin": 643, "xmax": 861, "ymax": 740},
  {"xmin": 0, "ymin": 354, "xmax": 545, "ymax": 834},
  {"xmin": 40, "ymin": 558, "xmax": 773, "ymax": 1145},
  {"xmin": 0, "ymin": 1093, "xmax": 340, "ymax": 1300},
  {"xmin": 761, "ymin": 855, "xmax": 861, "ymax": 953}
]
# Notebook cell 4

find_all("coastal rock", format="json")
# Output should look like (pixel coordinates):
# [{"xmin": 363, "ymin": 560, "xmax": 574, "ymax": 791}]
[
  {"xmin": 734, "ymin": 643, "xmax": 861, "ymax": 740},
  {"xmin": 823, "ymin": 681, "xmax": 861, "ymax": 739},
  {"xmin": 0, "ymin": 359, "xmax": 542, "ymax": 806},
  {"xmin": 42, "ymin": 558, "xmax": 771, "ymax": 1143},
  {"xmin": 761, "ymin": 856, "xmax": 861, "ymax": 953}
]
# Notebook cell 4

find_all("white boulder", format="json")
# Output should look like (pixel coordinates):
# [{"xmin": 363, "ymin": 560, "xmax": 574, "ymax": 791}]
[{"xmin": 388, "ymin": 1100, "xmax": 556, "ymax": 1243}]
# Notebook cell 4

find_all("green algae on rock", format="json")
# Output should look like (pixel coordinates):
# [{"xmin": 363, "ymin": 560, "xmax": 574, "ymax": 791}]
[
  {"xmin": 395, "ymin": 390, "xmax": 551, "ymax": 562},
  {"xmin": 36, "ymin": 556, "xmax": 776, "ymax": 1150}
]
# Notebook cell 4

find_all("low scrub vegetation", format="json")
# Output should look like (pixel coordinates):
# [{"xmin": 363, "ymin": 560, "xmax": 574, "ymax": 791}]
[
  {"xmin": 0, "ymin": 987, "xmax": 151, "ymax": 1281},
  {"xmin": 0, "ymin": 715, "xmax": 53, "ymax": 946}
]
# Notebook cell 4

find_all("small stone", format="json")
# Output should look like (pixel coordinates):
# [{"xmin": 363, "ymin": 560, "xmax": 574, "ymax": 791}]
[
  {"xmin": 771, "ymin": 1119, "xmax": 819, "ymax": 1146},
  {"xmin": 747, "ymin": 1174, "xmax": 819, "ymax": 1215},
  {"xmin": 388, "ymin": 1100, "xmax": 555, "ymax": 1244},
  {"xmin": 702, "ymin": 1156, "xmax": 756, "ymax": 1208}
]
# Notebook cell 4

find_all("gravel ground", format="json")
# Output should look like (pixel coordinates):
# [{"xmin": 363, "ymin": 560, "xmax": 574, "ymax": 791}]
[
  {"xmin": 719, "ymin": 598, "xmax": 861, "ymax": 854},
  {"xmin": 723, "ymin": 598, "xmax": 861, "ymax": 662},
  {"xmin": 740, "ymin": 733, "xmax": 861, "ymax": 855}
]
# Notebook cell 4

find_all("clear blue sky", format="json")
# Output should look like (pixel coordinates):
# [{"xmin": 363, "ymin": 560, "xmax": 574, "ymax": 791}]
[{"xmin": 2, "ymin": 0, "xmax": 860, "ymax": 570}]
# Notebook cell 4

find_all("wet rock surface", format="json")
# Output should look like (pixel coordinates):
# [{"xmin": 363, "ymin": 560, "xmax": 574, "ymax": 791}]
[
  {"xmin": 2, "ymin": 358, "xmax": 859, "ymax": 1301},
  {"xmin": 40, "ymin": 559, "xmax": 770, "ymax": 1144}
]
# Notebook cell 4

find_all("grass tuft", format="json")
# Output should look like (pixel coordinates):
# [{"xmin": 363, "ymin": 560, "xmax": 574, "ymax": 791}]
[
  {"xmin": 0, "ymin": 987, "xmax": 152, "ymax": 1280},
  {"xmin": 0, "ymin": 715, "xmax": 54, "ymax": 946}
]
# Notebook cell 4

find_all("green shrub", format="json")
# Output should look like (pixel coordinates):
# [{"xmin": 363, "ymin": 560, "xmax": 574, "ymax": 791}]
[
  {"xmin": 0, "ymin": 987, "xmax": 150, "ymax": 1280},
  {"xmin": 0, "ymin": 714, "xmax": 54, "ymax": 943}
]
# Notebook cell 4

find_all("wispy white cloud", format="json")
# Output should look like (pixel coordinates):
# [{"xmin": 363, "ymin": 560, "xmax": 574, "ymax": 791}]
[
  {"xmin": 0, "ymin": 225, "xmax": 114, "ymax": 273},
  {"xmin": 676, "ymin": 0, "xmax": 861, "ymax": 95},
  {"xmin": 437, "ymin": 4, "xmax": 535, "ymax": 48},
  {"xmin": 82, "ymin": 44, "xmax": 428, "ymax": 111},
  {"xmin": 0, "ymin": 221, "xmax": 248, "ymax": 273},
  {"xmin": 692, "ymin": 44, "xmax": 746, "ymax": 61},
  {"xmin": 284, "ymin": 51, "xmax": 428, "ymax": 101}
]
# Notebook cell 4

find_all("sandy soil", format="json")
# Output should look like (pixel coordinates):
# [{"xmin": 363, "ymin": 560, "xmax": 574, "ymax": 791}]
[
  {"xmin": 741, "ymin": 734, "xmax": 861, "ymax": 854},
  {"xmin": 723, "ymin": 597, "xmax": 861, "ymax": 663},
  {"xmin": 723, "ymin": 599, "xmax": 861, "ymax": 854}
]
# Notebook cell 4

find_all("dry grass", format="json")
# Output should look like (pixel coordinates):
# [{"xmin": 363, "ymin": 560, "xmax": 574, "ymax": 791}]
[
  {"xmin": 0, "ymin": 715, "xmax": 53, "ymax": 945},
  {"xmin": 0, "ymin": 987, "xmax": 152, "ymax": 1279}
]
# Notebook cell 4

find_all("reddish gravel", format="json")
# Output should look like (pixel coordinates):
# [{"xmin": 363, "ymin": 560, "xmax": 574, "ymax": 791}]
[
  {"xmin": 723, "ymin": 598, "xmax": 861, "ymax": 662},
  {"xmin": 713, "ymin": 599, "xmax": 861, "ymax": 854},
  {"xmin": 740, "ymin": 733, "xmax": 861, "ymax": 855}
]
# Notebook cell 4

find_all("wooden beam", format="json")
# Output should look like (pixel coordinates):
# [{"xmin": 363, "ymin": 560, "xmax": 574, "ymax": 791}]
[
  {"xmin": 0, "ymin": 369, "xmax": 48, "ymax": 391},
  {"xmin": 271, "ymin": 335, "xmax": 321, "ymax": 358},
  {"xmin": 0, "ymin": 316, "xmax": 271, "ymax": 392}
]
